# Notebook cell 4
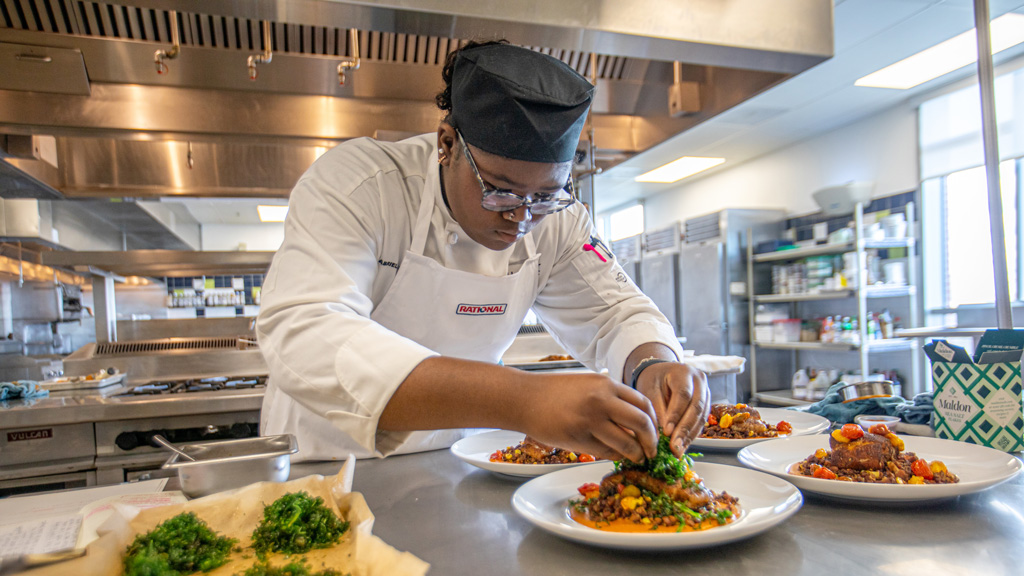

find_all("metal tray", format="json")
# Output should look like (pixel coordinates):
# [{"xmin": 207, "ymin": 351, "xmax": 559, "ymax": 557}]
[{"xmin": 162, "ymin": 434, "xmax": 298, "ymax": 498}]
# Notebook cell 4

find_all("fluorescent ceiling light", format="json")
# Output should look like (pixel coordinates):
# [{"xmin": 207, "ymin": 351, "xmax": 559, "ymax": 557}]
[
  {"xmin": 635, "ymin": 157, "xmax": 725, "ymax": 183},
  {"xmin": 855, "ymin": 13, "xmax": 1024, "ymax": 90},
  {"xmin": 257, "ymin": 205, "xmax": 289, "ymax": 222}
]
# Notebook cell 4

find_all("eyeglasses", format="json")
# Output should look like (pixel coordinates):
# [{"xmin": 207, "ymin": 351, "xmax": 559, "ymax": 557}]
[{"xmin": 456, "ymin": 130, "xmax": 576, "ymax": 215}]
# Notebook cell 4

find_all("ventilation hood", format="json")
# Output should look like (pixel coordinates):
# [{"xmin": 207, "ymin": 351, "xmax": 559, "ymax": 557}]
[{"xmin": 0, "ymin": 0, "xmax": 833, "ymax": 214}]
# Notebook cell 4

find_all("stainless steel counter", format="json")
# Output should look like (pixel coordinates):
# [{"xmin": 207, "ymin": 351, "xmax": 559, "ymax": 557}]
[
  {"xmin": 0, "ymin": 389, "xmax": 263, "ymax": 428},
  {"xmin": 292, "ymin": 447, "xmax": 1024, "ymax": 575}
]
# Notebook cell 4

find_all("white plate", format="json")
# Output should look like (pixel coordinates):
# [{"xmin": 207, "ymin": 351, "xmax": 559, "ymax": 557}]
[
  {"xmin": 737, "ymin": 434, "xmax": 1023, "ymax": 502},
  {"xmin": 691, "ymin": 408, "xmax": 830, "ymax": 451},
  {"xmin": 512, "ymin": 461, "xmax": 802, "ymax": 550},
  {"xmin": 451, "ymin": 430, "xmax": 600, "ymax": 478}
]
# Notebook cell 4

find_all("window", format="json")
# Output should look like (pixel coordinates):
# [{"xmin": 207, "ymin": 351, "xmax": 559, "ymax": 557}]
[
  {"xmin": 920, "ymin": 62, "xmax": 1024, "ymax": 310},
  {"xmin": 923, "ymin": 160, "xmax": 1020, "ymax": 308},
  {"xmin": 608, "ymin": 204, "xmax": 644, "ymax": 242}
]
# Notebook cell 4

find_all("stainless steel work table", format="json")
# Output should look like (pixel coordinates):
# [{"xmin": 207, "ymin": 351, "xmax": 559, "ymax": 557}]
[{"xmin": 291, "ymin": 445, "xmax": 1024, "ymax": 575}]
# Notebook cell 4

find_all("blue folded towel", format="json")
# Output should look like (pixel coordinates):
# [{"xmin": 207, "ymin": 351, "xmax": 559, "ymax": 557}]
[
  {"xmin": 791, "ymin": 382, "xmax": 929, "ymax": 425},
  {"xmin": 0, "ymin": 380, "xmax": 49, "ymax": 401},
  {"xmin": 893, "ymin": 392, "xmax": 934, "ymax": 425}
]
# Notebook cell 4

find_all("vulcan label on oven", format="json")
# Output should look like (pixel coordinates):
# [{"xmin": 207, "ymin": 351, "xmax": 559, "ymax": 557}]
[
  {"xmin": 456, "ymin": 303, "xmax": 507, "ymax": 315},
  {"xmin": 7, "ymin": 428, "xmax": 53, "ymax": 442}
]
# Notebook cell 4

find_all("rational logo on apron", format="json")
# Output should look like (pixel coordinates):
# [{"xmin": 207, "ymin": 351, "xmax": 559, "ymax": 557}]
[{"xmin": 455, "ymin": 303, "xmax": 508, "ymax": 315}]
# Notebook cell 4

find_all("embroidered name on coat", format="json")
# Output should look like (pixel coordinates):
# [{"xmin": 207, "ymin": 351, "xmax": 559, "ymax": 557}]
[{"xmin": 456, "ymin": 303, "xmax": 507, "ymax": 315}]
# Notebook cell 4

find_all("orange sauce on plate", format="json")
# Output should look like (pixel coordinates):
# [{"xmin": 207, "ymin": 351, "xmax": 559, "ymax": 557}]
[{"xmin": 567, "ymin": 506, "xmax": 737, "ymax": 533}]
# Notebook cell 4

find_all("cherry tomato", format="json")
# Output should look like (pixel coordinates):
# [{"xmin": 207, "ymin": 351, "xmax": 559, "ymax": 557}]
[
  {"xmin": 578, "ymin": 454, "xmax": 596, "ymax": 463},
  {"xmin": 489, "ymin": 450, "xmax": 502, "ymax": 462},
  {"xmin": 911, "ymin": 459, "xmax": 934, "ymax": 479},
  {"xmin": 707, "ymin": 414, "xmax": 718, "ymax": 427},
  {"xmin": 776, "ymin": 421, "xmax": 793, "ymax": 434},
  {"xmin": 840, "ymin": 423, "xmax": 864, "ymax": 440},
  {"xmin": 577, "ymin": 482, "xmax": 600, "ymax": 496},
  {"xmin": 812, "ymin": 466, "xmax": 838, "ymax": 480}
]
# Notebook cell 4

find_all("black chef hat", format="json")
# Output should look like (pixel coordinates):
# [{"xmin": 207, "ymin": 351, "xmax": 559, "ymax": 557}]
[{"xmin": 451, "ymin": 44, "xmax": 594, "ymax": 164}]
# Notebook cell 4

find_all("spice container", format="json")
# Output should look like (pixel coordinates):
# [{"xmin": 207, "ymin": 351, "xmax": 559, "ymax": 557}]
[{"xmin": 836, "ymin": 380, "xmax": 895, "ymax": 403}]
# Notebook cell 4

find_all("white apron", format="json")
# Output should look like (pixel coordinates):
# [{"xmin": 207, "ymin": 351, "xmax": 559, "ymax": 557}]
[{"xmin": 263, "ymin": 174, "xmax": 540, "ymax": 460}]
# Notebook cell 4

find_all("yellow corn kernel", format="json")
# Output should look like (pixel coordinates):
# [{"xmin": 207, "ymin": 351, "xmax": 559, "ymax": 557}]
[
  {"xmin": 886, "ymin": 433, "xmax": 905, "ymax": 451},
  {"xmin": 909, "ymin": 475, "xmax": 925, "ymax": 485},
  {"xmin": 865, "ymin": 470, "xmax": 881, "ymax": 479},
  {"xmin": 930, "ymin": 461, "xmax": 948, "ymax": 474},
  {"xmin": 896, "ymin": 477, "xmax": 905, "ymax": 484},
  {"xmin": 814, "ymin": 448, "xmax": 828, "ymax": 459},
  {"xmin": 504, "ymin": 453, "xmax": 513, "ymax": 460},
  {"xmin": 684, "ymin": 470, "xmax": 699, "ymax": 484},
  {"xmin": 719, "ymin": 413, "xmax": 734, "ymax": 429},
  {"xmin": 621, "ymin": 485, "xmax": 641, "ymax": 498},
  {"xmin": 620, "ymin": 496, "xmax": 643, "ymax": 511},
  {"xmin": 641, "ymin": 517, "xmax": 652, "ymax": 525},
  {"xmin": 514, "ymin": 449, "xmax": 522, "ymax": 455},
  {"xmin": 735, "ymin": 403, "xmax": 747, "ymax": 409},
  {"xmin": 568, "ymin": 452, "xmax": 578, "ymax": 461},
  {"xmin": 831, "ymin": 429, "xmax": 851, "ymax": 443}
]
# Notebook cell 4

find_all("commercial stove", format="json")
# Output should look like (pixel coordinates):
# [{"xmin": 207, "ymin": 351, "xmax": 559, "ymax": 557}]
[{"xmin": 0, "ymin": 336, "xmax": 269, "ymax": 496}]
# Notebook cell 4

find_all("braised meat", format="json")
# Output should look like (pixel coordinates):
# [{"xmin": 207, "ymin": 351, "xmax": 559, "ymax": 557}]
[
  {"xmin": 517, "ymin": 437, "xmax": 555, "ymax": 461},
  {"xmin": 828, "ymin": 432, "xmax": 898, "ymax": 470},
  {"xmin": 710, "ymin": 404, "xmax": 762, "ymax": 421},
  {"xmin": 601, "ymin": 470, "xmax": 713, "ymax": 509}
]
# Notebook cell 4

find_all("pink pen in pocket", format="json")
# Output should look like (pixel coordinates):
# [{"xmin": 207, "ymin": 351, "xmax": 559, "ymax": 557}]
[{"xmin": 583, "ymin": 243, "xmax": 607, "ymax": 262}]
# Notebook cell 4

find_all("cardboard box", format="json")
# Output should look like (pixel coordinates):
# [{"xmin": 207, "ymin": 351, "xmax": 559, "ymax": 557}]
[{"xmin": 928, "ymin": 330, "xmax": 1024, "ymax": 453}]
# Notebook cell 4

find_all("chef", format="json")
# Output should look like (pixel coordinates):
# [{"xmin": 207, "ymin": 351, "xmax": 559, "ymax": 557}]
[{"xmin": 257, "ymin": 40, "xmax": 708, "ymax": 462}]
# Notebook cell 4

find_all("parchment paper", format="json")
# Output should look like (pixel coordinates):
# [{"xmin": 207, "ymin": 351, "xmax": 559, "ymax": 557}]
[{"xmin": 23, "ymin": 456, "xmax": 429, "ymax": 576}]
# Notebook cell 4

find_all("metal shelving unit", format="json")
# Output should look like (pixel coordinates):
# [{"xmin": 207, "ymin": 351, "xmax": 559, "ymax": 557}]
[{"xmin": 746, "ymin": 202, "xmax": 920, "ymax": 406}]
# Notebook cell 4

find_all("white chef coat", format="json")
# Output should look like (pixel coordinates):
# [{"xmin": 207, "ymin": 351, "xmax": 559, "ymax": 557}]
[{"xmin": 257, "ymin": 133, "xmax": 683, "ymax": 461}]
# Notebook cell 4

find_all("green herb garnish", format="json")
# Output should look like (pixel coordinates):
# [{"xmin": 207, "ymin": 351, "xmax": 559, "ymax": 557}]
[
  {"xmin": 251, "ymin": 492, "xmax": 350, "ymax": 557},
  {"xmin": 613, "ymin": 433, "xmax": 700, "ymax": 484},
  {"xmin": 236, "ymin": 559, "xmax": 346, "ymax": 576},
  {"xmin": 123, "ymin": 512, "xmax": 237, "ymax": 576}
]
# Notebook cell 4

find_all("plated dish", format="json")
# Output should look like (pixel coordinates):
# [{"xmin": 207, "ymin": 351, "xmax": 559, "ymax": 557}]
[
  {"xmin": 738, "ymin": 434, "xmax": 1022, "ymax": 502},
  {"xmin": 568, "ymin": 435, "xmax": 739, "ymax": 534},
  {"xmin": 790, "ymin": 423, "xmax": 959, "ymax": 485},
  {"xmin": 512, "ymin": 461, "xmax": 802, "ymax": 550},
  {"xmin": 690, "ymin": 407, "xmax": 830, "ymax": 451},
  {"xmin": 451, "ymin": 430, "xmax": 597, "ymax": 478}
]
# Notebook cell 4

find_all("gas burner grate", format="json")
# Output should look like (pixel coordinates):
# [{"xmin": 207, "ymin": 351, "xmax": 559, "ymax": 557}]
[{"xmin": 124, "ymin": 375, "xmax": 268, "ymax": 395}]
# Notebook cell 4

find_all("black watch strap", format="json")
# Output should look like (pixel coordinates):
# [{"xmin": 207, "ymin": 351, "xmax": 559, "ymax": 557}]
[{"xmin": 629, "ymin": 357, "xmax": 672, "ymax": 390}]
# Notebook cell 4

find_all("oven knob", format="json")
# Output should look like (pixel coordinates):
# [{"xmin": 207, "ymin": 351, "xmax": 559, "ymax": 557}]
[
  {"xmin": 230, "ymin": 423, "xmax": 250, "ymax": 438},
  {"xmin": 116, "ymin": 432, "xmax": 139, "ymax": 451}
]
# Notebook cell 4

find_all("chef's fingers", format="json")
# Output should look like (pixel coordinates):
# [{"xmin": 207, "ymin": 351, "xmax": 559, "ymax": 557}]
[
  {"xmin": 661, "ymin": 367, "xmax": 710, "ymax": 455},
  {"xmin": 579, "ymin": 384, "xmax": 656, "ymax": 461}
]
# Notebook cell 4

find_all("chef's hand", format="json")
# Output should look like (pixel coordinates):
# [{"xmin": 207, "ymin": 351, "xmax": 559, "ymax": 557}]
[
  {"xmin": 523, "ymin": 371, "xmax": 659, "ymax": 463},
  {"xmin": 634, "ymin": 362, "xmax": 709, "ymax": 457}
]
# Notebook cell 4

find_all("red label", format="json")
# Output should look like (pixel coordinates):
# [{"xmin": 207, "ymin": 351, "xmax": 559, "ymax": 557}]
[
  {"xmin": 7, "ymin": 428, "xmax": 53, "ymax": 442},
  {"xmin": 456, "ymin": 303, "xmax": 507, "ymax": 315}
]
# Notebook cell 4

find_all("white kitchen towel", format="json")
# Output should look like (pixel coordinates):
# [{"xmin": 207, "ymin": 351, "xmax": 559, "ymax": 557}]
[{"xmin": 680, "ymin": 355, "xmax": 746, "ymax": 375}]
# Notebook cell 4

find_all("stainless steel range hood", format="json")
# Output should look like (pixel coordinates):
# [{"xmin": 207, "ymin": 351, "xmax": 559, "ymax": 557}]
[{"xmin": 0, "ymin": 0, "xmax": 833, "ymax": 208}]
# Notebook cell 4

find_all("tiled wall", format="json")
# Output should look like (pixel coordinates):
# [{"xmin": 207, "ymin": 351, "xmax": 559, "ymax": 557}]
[{"xmin": 787, "ymin": 190, "xmax": 916, "ymax": 242}]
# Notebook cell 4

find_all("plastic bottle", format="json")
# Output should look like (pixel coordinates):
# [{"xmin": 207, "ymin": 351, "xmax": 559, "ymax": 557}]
[
  {"xmin": 878, "ymin": 309, "xmax": 893, "ymax": 339},
  {"xmin": 810, "ymin": 370, "xmax": 832, "ymax": 401},
  {"xmin": 792, "ymin": 368, "xmax": 810, "ymax": 401}
]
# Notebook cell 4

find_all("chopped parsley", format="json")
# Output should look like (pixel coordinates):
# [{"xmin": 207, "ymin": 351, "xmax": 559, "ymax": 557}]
[
  {"xmin": 236, "ymin": 559, "xmax": 346, "ymax": 576},
  {"xmin": 645, "ymin": 489, "xmax": 733, "ymax": 530},
  {"xmin": 613, "ymin": 433, "xmax": 701, "ymax": 484},
  {"xmin": 123, "ymin": 512, "xmax": 237, "ymax": 576},
  {"xmin": 251, "ymin": 492, "xmax": 350, "ymax": 557}
]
